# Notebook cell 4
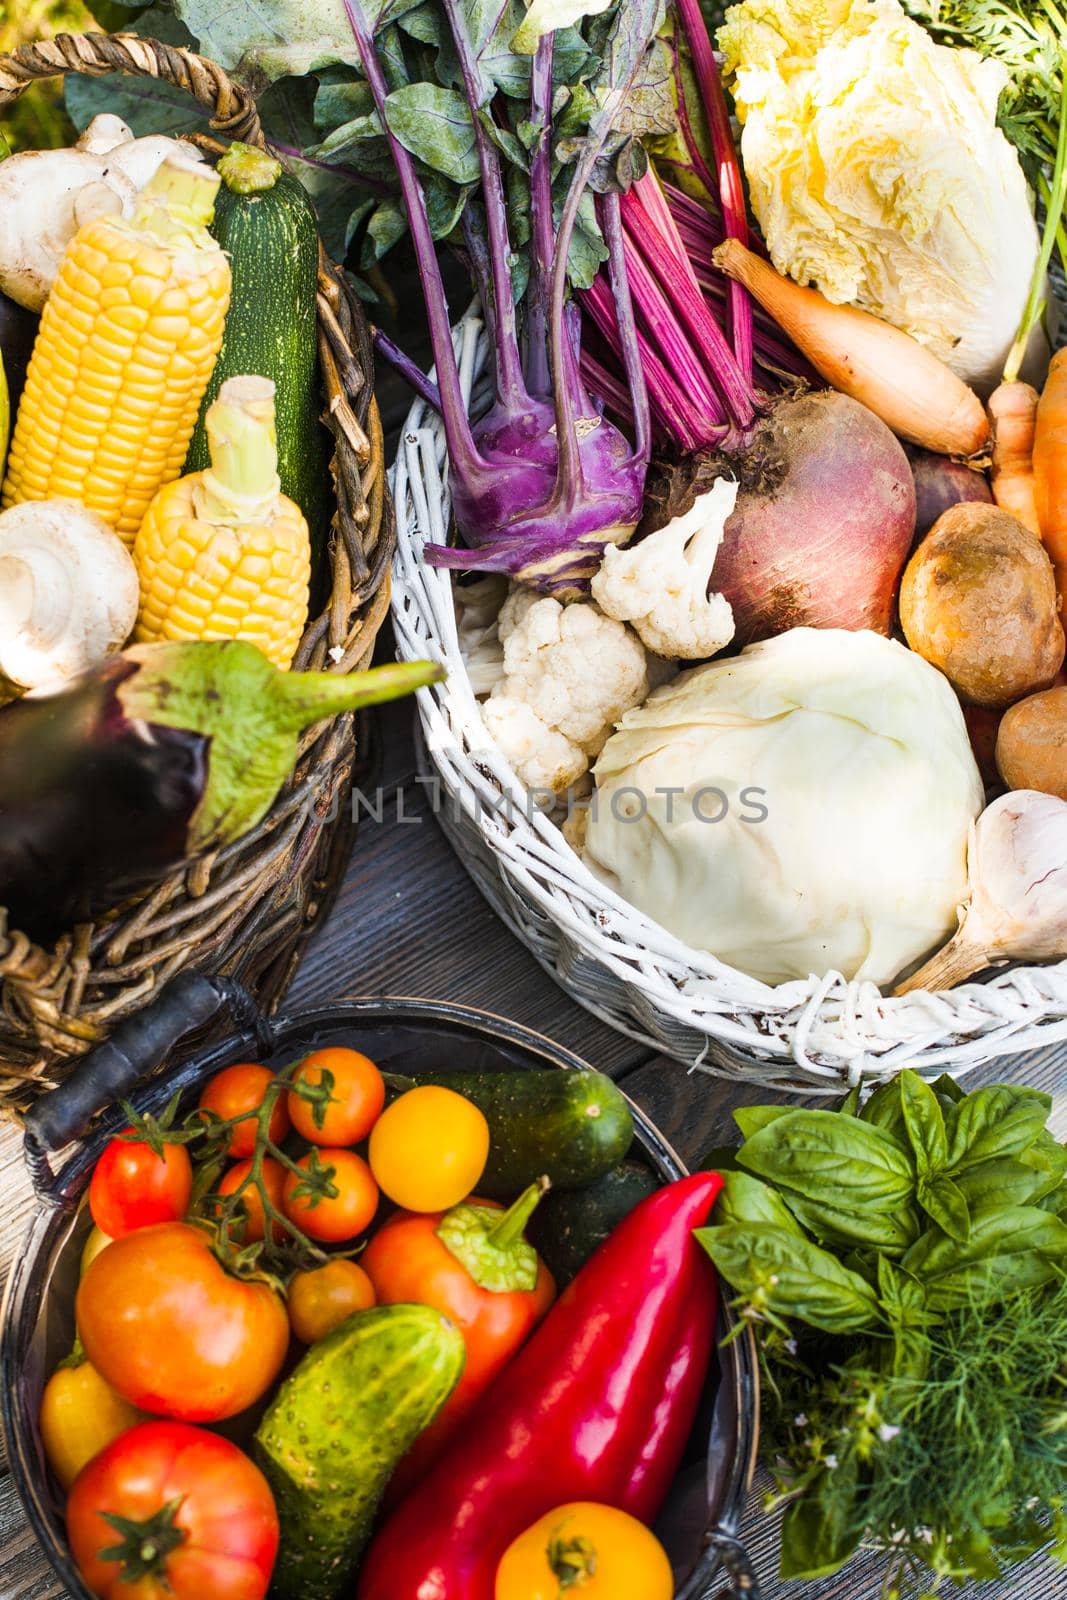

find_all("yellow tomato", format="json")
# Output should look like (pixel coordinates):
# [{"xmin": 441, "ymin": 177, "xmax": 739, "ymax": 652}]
[
  {"xmin": 39, "ymin": 1360, "xmax": 144, "ymax": 1490},
  {"xmin": 495, "ymin": 1503, "xmax": 673, "ymax": 1600},
  {"xmin": 80, "ymin": 1225, "xmax": 114, "ymax": 1278},
  {"xmin": 288, "ymin": 1259, "xmax": 377, "ymax": 1343},
  {"xmin": 369, "ymin": 1085, "xmax": 489, "ymax": 1212}
]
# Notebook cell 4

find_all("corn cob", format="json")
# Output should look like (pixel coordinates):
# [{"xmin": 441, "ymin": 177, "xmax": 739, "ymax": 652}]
[
  {"xmin": 2, "ymin": 155, "xmax": 230, "ymax": 546},
  {"xmin": 134, "ymin": 375, "xmax": 311, "ymax": 669}
]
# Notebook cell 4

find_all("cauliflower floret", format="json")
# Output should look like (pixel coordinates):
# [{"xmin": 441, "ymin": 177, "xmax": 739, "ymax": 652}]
[
  {"xmin": 591, "ymin": 477, "xmax": 738, "ymax": 660},
  {"xmin": 456, "ymin": 575, "xmax": 509, "ymax": 695},
  {"xmin": 481, "ymin": 593, "xmax": 650, "ymax": 792}
]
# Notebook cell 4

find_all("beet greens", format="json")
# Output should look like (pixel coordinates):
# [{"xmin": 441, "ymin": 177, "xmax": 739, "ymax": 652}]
[{"xmin": 343, "ymin": 0, "xmax": 668, "ymax": 593}]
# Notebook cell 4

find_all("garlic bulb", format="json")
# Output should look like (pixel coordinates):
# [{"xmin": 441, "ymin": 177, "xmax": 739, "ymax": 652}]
[
  {"xmin": 0, "ymin": 501, "xmax": 139, "ymax": 692},
  {"xmin": 896, "ymin": 790, "xmax": 1067, "ymax": 993}
]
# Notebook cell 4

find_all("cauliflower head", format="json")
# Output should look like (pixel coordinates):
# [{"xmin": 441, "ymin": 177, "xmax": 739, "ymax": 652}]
[
  {"xmin": 481, "ymin": 590, "xmax": 650, "ymax": 793},
  {"xmin": 591, "ymin": 477, "xmax": 738, "ymax": 660}
]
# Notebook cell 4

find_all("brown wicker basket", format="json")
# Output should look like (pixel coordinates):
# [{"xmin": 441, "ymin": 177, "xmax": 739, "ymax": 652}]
[{"xmin": 0, "ymin": 32, "xmax": 395, "ymax": 1109}]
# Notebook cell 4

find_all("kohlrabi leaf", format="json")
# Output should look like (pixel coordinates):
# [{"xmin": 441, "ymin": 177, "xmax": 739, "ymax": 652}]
[
  {"xmin": 512, "ymin": 0, "xmax": 613, "ymax": 56},
  {"xmin": 174, "ymin": 0, "xmax": 362, "ymax": 90},
  {"xmin": 384, "ymin": 82, "xmax": 480, "ymax": 182},
  {"xmin": 65, "ymin": 8, "xmax": 211, "ymax": 136},
  {"xmin": 360, "ymin": 195, "xmax": 408, "ymax": 263}
]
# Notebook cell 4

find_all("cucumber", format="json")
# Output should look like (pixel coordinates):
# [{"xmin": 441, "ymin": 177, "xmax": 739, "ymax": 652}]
[
  {"xmin": 185, "ymin": 143, "xmax": 329, "ymax": 553},
  {"xmin": 384, "ymin": 1068, "xmax": 634, "ymax": 1198},
  {"xmin": 527, "ymin": 1161, "xmax": 659, "ymax": 1284},
  {"xmin": 253, "ymin": 1304, "xmax": 465, "ymax": 1600}
]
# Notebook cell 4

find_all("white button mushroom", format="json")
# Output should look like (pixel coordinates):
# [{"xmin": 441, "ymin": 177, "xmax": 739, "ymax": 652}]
[{"xmin": 0, "ymin": 501, "xmax": 140, "ymax": 693}]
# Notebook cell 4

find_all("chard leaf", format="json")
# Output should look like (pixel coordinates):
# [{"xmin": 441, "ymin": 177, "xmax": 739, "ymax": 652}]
[
  {"xmin": 384, "ymin": 82, "xmax": 480, "ymax": 182},
  {"xmin": 175, "ymin": 0, "xmax": 361, "ymax": 91},
  {"xmin": 512, "ymin": 0, "xmax": 614, "ymax": 56},
  {"xmin": 605, "ymin": 35, "xmax": 674, "ymax": 137},
  {"xmin": 946, "ymin": 1086, "xmax": 1052, "ymax": 1172},
  {"xmin": 736, "ymin": 1110, "xmax": 916, "ymax": 1212},
  {"xmin": 66, "ymin": 8, "xmax": 211, "ymax": 136}
]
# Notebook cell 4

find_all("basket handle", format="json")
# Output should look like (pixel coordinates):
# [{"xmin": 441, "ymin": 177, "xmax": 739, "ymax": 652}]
[
  {"xmin": 0, "ymin": 30, "xmax": 264, "ymax": 145},
  {"xmin": 22, "ymin": 970, "xmax": 273, "ymax": 1195},
  {"xmin": 702, "ymin": 1528, "xmax": 761, "ymax": 1600}
]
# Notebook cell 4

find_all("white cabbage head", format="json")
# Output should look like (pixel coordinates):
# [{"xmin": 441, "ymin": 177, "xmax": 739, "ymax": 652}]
[{"xmin": 582, "ymin": 628, "xmax": 985, "ymax": 987}]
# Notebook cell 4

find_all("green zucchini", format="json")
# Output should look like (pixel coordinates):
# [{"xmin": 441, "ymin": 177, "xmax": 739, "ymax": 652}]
[
  {"xmin": 527, "ymin": 1160, "xmax": 659, "ymax": 1285},
  {"xmin": 185, "ymin": 143, "xmax": 329, "ymax": 553},
  {"xmin": 253, "ymin": 1303, "xmax": 464, "ymax": 1600},
  {"xmin": 384, "ymin": 1068, "xmax": 634, "ymax": 1198}
]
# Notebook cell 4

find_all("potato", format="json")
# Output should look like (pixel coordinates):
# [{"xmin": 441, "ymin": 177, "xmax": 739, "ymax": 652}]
[
  {"xmin": 899, "ymin": 504, "xmax": 1065, "ymax": 708},
  {"xmin": 995, "ymin": 686, "xmax": 1067, "ymax": 799}
]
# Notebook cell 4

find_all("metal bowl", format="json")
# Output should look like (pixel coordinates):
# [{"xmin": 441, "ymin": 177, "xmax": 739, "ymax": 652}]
[{"xmin": 1, "ymin": 979, "xmax": 760, "ymax": 1599}]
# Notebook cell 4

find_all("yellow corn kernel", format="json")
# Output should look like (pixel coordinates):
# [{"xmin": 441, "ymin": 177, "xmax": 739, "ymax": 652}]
[{"xmin": 2, "ymin": 159, "xmax": 230, "ymax": 547}]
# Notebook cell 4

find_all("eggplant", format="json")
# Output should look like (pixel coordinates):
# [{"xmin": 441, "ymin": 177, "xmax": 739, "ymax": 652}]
[
  {"xmin": 0, "ymin": 290, "xmax": 39, "ymax": 416},
  {"xmin": 0, "ymin": 641, "xmax": 442, "ymax": 943}
]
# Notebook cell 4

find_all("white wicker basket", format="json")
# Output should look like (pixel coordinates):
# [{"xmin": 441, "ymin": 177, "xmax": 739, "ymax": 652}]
[{"xmin": 390, "ymin": 315, "xmax": 1067, "ymax": 1093}]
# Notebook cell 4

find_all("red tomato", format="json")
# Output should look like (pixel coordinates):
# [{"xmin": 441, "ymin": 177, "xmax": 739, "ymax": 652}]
[
  {"xmin": 282, "ymin": 1149, "xmax": 379, "ymax": 1243},
  {"xmin": 67, "ymin": 1421, "xmax": 278, "ymax": 1600},
  {"xmin": 287, "ymin": 1048, "xmax": 385, "ymax": 1146},
  {"xmin": 77, "ymin": 1222, "xmax": 289, "ymax": 1422},
  {"xmin": 88, "ymin": 1133, "xmax": 193, "ymax": 1239},
  {"xmin": 216, "ymin": 1158, "xmax": 287, "ymax": 1244},
  {"xmin": 198, "ymin": 1064, "xmax": 290, "ymax": 1158}
]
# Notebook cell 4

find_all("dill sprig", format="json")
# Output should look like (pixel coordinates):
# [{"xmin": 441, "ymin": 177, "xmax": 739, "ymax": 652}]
[{"xmin": 763, "ymin": 1277, "xmax": 1067, "ymax": 1596}]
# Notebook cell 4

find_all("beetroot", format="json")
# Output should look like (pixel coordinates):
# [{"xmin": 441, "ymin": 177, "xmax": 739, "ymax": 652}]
[
  {"xmin": 907, "ymin": 445, "xmax": 992, "ymax": 537},
  {"xmin": 709, "ymin": 392, "xmax": 916, "ymax": 644}
]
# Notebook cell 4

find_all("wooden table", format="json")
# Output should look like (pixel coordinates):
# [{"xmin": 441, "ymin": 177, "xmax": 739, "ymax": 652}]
[{"xmin": 0, "ymin": 698, "xmax": 1064, "ymax": 1600}]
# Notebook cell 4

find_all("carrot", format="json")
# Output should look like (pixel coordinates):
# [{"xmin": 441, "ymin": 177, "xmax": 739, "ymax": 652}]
[
  {"xmin": 988, "ymin": 381, "xmax": 1040, "ymax": 534},
  {"xmin": 713, "ymin": 239, "xmax": 990, "ymax": 457},
  {"xmin": 1033, "ymin": 347, "xmax": 1067, "ymax": 620}
]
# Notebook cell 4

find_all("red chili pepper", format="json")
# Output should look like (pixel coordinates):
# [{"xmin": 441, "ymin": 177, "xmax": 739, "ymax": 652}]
[{"xmin": 356, "ymin": 1171, "xmax": 723, "ymax": 1600}]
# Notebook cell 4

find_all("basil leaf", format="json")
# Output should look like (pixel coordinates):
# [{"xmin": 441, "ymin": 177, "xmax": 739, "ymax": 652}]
[
  {"xmin": 714, "ymin": 1171, "xmax": 805, "ymax": 1234},
  {"xmin": 859, "ymin": 1076, "xmax": 908, "ymax": 1145},
  {"xmin": 696, "ymin": 1223, "xmax": 882, "ymax": 1333},
  {"xmin": 783, "ymin": 1193, "xmax": 921, "ymax": 1256},
  {"xmin": 955, "ymin": 1156, "xmax": 1064, "ymax": 1211},
  {"xmin": 931, "ymin": 1072, "xmax": 966, "ymax": 1106},
  {"xmin": 737, "ymin": 1110, "xmax": 915, "ymax": 1212},
  {"xmin": 839, "ymin": 1084, "xmax": 862, "ymax": 1118},
  {"xmin": 780, "ymin": 1461, "xmax": 863, "ymax": 1581},
  {"xmin": 945, "ymin": 1085, "xmax": 1052, "ymax": 1172},
  {"xmin": 877, "ymin": 1259, "xmax": 936, "ymax": 1375},
  {"xmin": 918, "ymin": 1174, "xmax": 970, "ymax": 1242},
  {"xmin": 733, "ymin": 1105, "xmax": 791, "ymax": 1139},
  {"xmin": 899, "ymin": 1069, "xmax": 947, "ymax": 1178},
  {"xmin": 902, "ymin": 1205, "xmax": 1067, "ymax": 1310}
]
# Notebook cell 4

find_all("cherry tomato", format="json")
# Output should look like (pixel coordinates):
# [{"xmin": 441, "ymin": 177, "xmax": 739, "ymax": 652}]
[
  {"xmin": 77, "ymin": 1222, "xmax": 288, "ymax": 1422},
  {"xmin": 495, "ymin": 1503, "xmax": 673, "ymax": 1600},
  {"xmin": 88, "ymin": 1132, "xmax": 192, "ymax": 1239},
  {"xmin": 287, "ymin": 1047, "xmax": 386, "ymax": 1146},
  {"xmin": 67, "ymin": 1421, "xmax": 279, "ymax": 1600},
  {"xmin": 198, "ymin": 1063, "xmax": 290, "ymax": 1158},
  {"xmin": 282, "ymin": 1149, "xmax": 379, "ymax": 1243},
  {"xmin": 216, "ymin": 1157, "xmax": 287, "ymax": 1244},
  {"xmin": 369, "ymin": 1086, "xmax": 489, "ymax": 1212},
  {"xmin": 287, "ymin": 1259, "xmax": 376, "ymax": 1343}
]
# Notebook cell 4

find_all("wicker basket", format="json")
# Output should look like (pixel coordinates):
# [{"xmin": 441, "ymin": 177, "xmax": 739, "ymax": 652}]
[
  {"xmin": 391, "ymin": 315, "xmax": 1067, "ymax": 1094},
  {"xmin": 0, "ymin": 32, "xmax": 394, "ymax": 1106}
]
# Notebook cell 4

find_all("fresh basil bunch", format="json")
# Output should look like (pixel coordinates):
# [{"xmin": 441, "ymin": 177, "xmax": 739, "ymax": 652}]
[{"xmin": 697, "ymin": 1069, "xmax": 1067, "ymax": 1594}]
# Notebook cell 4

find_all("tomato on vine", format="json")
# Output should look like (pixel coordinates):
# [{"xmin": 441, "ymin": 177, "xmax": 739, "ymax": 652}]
[
  {"xmin": 198, "ymin": 1064, "xmax": 290, "ymax": 1158},
  {"xmin": 88, "ymin": 1132, "xmax": 192, "ymax": 1239},
  {"xmin": 282, "ymin": 1149, "xmax": 379, "ymax": 1243},
  {"xmin": 287, "ymin": 1048, "xmax": 385, "ymax": 1146}
]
